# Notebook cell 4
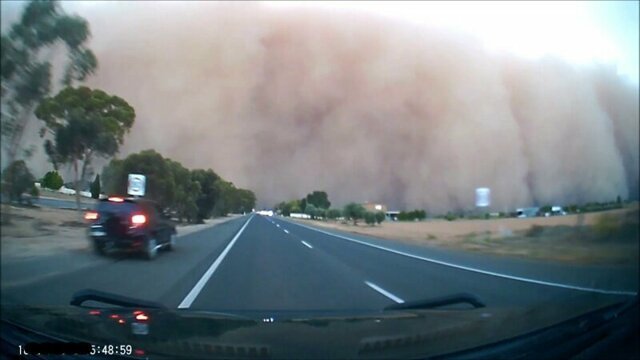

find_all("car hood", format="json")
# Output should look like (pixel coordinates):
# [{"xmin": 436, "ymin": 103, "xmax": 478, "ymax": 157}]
[{"xmin": 1, "ymin": 293, "xmax": 627, "ymax": 359}]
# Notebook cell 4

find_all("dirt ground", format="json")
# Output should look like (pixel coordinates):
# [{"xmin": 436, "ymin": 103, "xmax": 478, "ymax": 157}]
[
  {"xmin": 0, "ymin": 205, "xmax": 238, "ymax": 260},
  {"xmin": 37, "ymin": 188, "xmax": 97, "ymax": 203},
  {"xmin": 0, "ymin": 206, "xmax": 86, "ymax": 259},
  {"xmin": 298, "ymin": 205, "xmax": 639, "ymax": 266}
]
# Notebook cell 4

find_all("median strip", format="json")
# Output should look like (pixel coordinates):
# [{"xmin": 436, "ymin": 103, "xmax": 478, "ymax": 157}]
[
  {"xmin": 178, "ymin": 215, "xmax": 254, "ymax": 309},
  {"xmin": 365, "ymin": 281, "xmax": 404, "ymax": 303},
  {"xmin": 285, "ymin": 219, "xmax": 637, "ymax": 296}
]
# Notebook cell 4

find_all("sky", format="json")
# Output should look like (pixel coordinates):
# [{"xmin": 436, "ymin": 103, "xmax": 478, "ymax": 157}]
[
  {"xmin": 1, "ymin": 1, "xmax": 638, "ymax": 210},
  {"xmin": 10, "ymin": 1, "xmax": 634, "ymax": 83},
  {"xmin": 264, "ymin": 1, "xmax": 640, "ymax": 84}
]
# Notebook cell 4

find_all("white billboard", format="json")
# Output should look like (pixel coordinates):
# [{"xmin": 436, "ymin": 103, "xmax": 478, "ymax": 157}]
[
  {"xmin": 127, "ymin": 174, "xmax": 146, "ymax": 196},
  {"xmin": 475, "ymin": 187, "xmax": 490, "ymax": 207}
]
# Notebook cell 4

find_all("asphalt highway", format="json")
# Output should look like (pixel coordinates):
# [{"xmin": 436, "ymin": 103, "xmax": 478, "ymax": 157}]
[{"xmin": 2, "ymin": 214, "xmax": 637, "ymax": 315}]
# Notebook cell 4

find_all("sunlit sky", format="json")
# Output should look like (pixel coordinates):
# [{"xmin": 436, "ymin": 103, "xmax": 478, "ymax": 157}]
[
  {"xmin": 2, "ymin": 1, "xmax": 639, "ymax": 84},
  {"xmin": 265, "ymin": 1, "xmax": 639, "ymax": 84}
]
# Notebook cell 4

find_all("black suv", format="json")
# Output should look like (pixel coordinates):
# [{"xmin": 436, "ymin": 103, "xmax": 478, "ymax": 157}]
[{"xmin": 85, "ymin": 197, "xmax": 177, "ymax": 260}]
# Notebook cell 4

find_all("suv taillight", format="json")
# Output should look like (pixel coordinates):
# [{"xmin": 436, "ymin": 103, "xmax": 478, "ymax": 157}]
[
  {"xmin": 133, "ymin": 310, "xmax": 149, "ymax": 321},
  {"xmin": 131, "ymin": 214, "xmax": 147, "ymax": 226}
]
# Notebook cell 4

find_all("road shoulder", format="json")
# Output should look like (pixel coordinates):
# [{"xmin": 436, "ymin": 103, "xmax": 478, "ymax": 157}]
[{"xmin": 280, "ymin": 217, "xmax": 639, "ymax": 294}]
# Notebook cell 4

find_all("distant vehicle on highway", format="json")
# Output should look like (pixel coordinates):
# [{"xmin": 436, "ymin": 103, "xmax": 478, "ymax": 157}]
[
  {"xmin": 551, "ymin": 206, "xmax": 567, "ymax": 216},
  {"xmin": 290, "ymin": 212, "xmax": 311, "ymax": 219},
  {"xmin": 516, "ymin": 207, "xmax": 540, "ymax": 218},
  {"xmin": 256, "ymin": 210, "xmax": 274, "ymax": 216},
  {"xmin": 84, "ymin": 197, "xmax": 176, "ymax": 260}
]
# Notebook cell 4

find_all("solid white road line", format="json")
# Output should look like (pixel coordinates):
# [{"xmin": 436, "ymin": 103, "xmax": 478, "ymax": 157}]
[
  {"xmin": 301, "ymin": 240, "xmax": 313, "ymax": 249},
  {"xmin": 284, "ymin": 229, "xmax": 290, "ymax": 234},
  {"xmin": 365, "ymin": 281, "xmax": 404, "ymax": 303},
  {"xmin": 178, "ymin": 215, "xmax": 254, "ymax": 309},
  {"xmin": 286, "ymin": 220, "xmax": 637, "ymax": 296}
]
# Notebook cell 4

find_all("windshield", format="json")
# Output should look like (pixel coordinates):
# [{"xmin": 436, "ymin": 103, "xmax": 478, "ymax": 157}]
[{"xmin": 1, "ymin": 1, "xmax": 638, "ymax": 359}]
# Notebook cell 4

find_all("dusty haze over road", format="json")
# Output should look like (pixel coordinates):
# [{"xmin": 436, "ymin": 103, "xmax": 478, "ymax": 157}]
[{"xmin": 2, "ymin": 2, "xmax": 638, "ymax": 211}]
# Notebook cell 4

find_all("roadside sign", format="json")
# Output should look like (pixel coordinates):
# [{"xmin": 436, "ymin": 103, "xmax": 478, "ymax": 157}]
[
  {"xmin": 127, "ymin": 174, "xmax": 146, "ymax": 196},
  {"xmin": 475, "ymin": 187, "xmax": 490, "ymax": 207}
]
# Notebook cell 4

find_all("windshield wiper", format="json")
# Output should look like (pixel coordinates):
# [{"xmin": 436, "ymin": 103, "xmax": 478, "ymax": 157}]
[
  {"xmin": 70, "ymin": 289, "xmax": 166, "ymax": 309},
  {"xmin": 384, "ymin": 293, "xmax": 485, "ymax": 311},
  {"xmin": 70, "ymin": 289, "xmax": 255, "ymax": 322}
]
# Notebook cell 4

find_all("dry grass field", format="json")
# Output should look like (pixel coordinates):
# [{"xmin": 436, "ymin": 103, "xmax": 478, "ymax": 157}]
[{"xmin": 297, "ymin": 205, "xmax": 639, "ymax": 265}]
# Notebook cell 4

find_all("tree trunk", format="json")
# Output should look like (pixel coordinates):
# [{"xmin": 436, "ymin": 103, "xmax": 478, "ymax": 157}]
[
  {"xmin": 80, "ymin": 151, "xmax": 92, "ymax": 189},
  {"xmin": 73, "ymin": 157, "xmax": 81, "ymax": 218},
  {"xmin": 2, "ymin": 105, "xmax": 34, "ymax": 224},
  {"xmin": 1, "ymin": 145, "xmax": 16, "ymax": 224}
]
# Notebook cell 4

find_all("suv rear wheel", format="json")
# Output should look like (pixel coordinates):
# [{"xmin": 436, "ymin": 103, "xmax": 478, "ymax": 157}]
[{"xmin": 144, "ymin": 237, "xmax": 158, "ymax": 260}]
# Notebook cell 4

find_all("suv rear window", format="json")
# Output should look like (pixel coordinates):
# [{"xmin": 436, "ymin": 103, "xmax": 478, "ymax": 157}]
[{"xmin": 96, "ymin": 201, "xmax": 141, "ymax": 215}]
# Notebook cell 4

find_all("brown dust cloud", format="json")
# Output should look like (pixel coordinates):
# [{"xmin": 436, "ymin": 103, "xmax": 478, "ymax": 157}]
[{"xmin": 4, "ymin": 2, "xmax": 639, "ymax": 212}]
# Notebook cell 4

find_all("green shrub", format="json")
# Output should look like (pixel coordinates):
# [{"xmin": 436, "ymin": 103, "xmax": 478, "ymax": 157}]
[
  {"xmin": 41, "ymin": 170, "xmax": 64, "ymax": 190},
  {"xmin": 343, "ymin": 203, "xmax": 366, "ymax": 225},
  {"xmin": 326, "ymin": 208, "xmax": 342, "ymax": 220},
  {"xmin": 375, "ymin": 211, "xmax": 385, "ymax": 224},
  {"xmin": 1, "ymin": 160, "xmax": 36, "ymax": 204},
  {"xmin": 398, "ymin": 209, "xmax": 427, "ymax": 221},
  {"xmin": 364, "ymin": 212, "xmax": 376, "ymax": 226}
]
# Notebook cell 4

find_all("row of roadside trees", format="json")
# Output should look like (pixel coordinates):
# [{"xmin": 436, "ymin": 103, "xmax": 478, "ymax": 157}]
[
  {"xmin": 275, "ymin": 191, "xmax": 331, "ymax": 217},
  {"xmin": 397, "ymin": 210, "xmax": 427, "ymax": 221},
  {"xmin": 273, "ymin": 191, "xmax": 632, "ymax": 225},
  {"xmin": 343, "ymin": 202, "xmax": 385, "ymax": 225},
  {"xmin": 274, "ymin": 192, "xmax": 385, "ymax": 226},
  {"xmin": 101, "ymin": 150, "xmax": 256, "ymax": 223}
]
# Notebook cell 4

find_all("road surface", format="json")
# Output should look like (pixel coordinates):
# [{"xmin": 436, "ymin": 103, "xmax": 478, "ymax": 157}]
[{"xmin": 2, "ymin": 214, "xmax": 637, "ymax": 315}]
